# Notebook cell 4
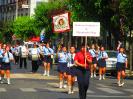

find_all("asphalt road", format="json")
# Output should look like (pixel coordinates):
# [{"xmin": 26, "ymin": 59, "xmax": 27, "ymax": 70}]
[{"xmin": 0, "ymin": 60, "xmax": 133, "ymax": 99}]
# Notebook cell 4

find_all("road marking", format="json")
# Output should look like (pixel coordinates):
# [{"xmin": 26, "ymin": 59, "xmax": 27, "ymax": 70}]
[
  {"xmin": 124, "ymin": 89, "xmax": 133, "ymax": 93},
  {"xmin": 97, "ymin": 88, "xmax": 123, "ymax": 94},
  {"xmin": 44, "ymin": 87, "xmax": 66, "ymax": 92},
  {"xmin": 20, "ymin": 88, "xmax": 37, "ymax": 92},
  {"xmin": 87, "ymin": 89, "xmax": 95, "ymax": 93},
  {"xmin": 70, "ymin": 87, "xmax": 94, "ymax": 93},
  {"xmin": 11, "ymin": 74, "xmax": 58, "ymax": 80},
  {"xmin": 87, "ymin": 95, "xmax": 132, "ymax": 98},
  {"xmin": 47, "ymin": 82, "xmax": 59, "ymax": 87},
  {"xmin": 0, "ymin": 88, "xmax": 6, "ymax": 92},
  {"xmin": 96, "ymin": 84, "xmax": 109, "ymax": 87}
]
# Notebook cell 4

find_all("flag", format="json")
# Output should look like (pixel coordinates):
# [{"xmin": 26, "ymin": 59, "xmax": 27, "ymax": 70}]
[{"xmin": 52, "ymin": 12, "xmax": 70, "ymax": 33}]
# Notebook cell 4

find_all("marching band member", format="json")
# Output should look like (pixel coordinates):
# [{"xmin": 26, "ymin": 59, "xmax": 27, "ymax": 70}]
[
  {"xmin": 19, "ymin": 45, "xmax": 28, "ymax": 69},
  {"xmin": 1, "ymin": 45, "xmax": 14, "ymax": 84},
  {"xmin": 43, "ymin": 42, "xmax": 54, "ymax": 76},
  {"xmin": 31, "ymin": 44, "xmax": 40, "ymax": 73},
  {"xmin": 39, "ymin": 42, "xmax": 45, "ymax": 61},
  {"xmin": 67, "ymin": 46, "xmax": 76, "ymax": 94},
  {"xmin": 57, "ymin": 46, "xmax": 68, "ymax": 88},
  {"xmin": 0, "ymin": 43, "xmax": 3, "ymax": 80},
  {"xmin": 97, "ymin": 46, "xmax": 108, "ymax": 80},
  {"xmin": 89, "ymin": 44, "xmax": 98, "ymax": 78},
  {"xmin": 14, "ymin": 44, "xmax": 20, "ymax": 65},
  {"xmin": 116, "ymin": 41, "xmax": 128, "ymax": 86}
]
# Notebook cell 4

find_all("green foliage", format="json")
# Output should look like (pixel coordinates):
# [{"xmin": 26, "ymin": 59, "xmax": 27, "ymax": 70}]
[
  {"xmin": 0, "ymin": 21, "xmax": 13, "ymax": 43},
  {"xmin": 119, "ymin": 0, "xmax": 133, "ymax": 27},
  {"xmin": 34, "ymin": 0, "xmax": 67, "ymax": 40},
  {"xmin": 11, "ymin": 16, "xmax": 40, "ymax": 40},
  {"xmin": 1, "ymin": 0, "xmax": 132, "ymax": 44}
]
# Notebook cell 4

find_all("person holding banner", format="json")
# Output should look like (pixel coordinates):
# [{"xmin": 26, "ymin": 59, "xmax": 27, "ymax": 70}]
[
  {"xmin": 74, "ymin": 44, "xmax": 92, "ymax": 99},
  {"xmin": 97, "ymin": 46, "xmax": 108, "ymax": 80}
]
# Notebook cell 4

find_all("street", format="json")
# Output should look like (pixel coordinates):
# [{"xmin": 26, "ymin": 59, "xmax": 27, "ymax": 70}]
[{"xmin": 0, "ymin": 61, "xmax": 133, "ymax": 99}]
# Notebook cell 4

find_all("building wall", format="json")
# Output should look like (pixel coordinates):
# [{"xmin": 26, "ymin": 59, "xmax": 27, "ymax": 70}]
[
  {"xmin": 0, "ymin": 0, "xmax": 17, "ymax": 21},
  {"xmin": 0, "ymin": 0, "xmax": 48, "ymax": 21}
]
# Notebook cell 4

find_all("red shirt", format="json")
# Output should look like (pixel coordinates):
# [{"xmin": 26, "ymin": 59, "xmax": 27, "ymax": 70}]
[{"xmin": 74, "ymin": 51, "xmax": 92, "ymax": 69}]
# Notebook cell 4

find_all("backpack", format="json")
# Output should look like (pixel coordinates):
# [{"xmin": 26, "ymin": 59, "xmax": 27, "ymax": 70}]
[
  {"xmin": 31, "ymin": 48, "xmax": 38, "ymax": 60},
  {"xmin": 21, "ymin": 46, "xmax": 27, "ymax": 58}
]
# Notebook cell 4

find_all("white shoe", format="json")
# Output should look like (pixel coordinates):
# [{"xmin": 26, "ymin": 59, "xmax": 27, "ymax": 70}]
[
  {"xmin": 59, "ymin": 85, "xmax": 63, "ymax": 88},
  {"xmin": 99, "ymin": 75, "xmax": 102, "ymax": 80},
  {"xmin": 121, "ymin": 80, "xmax": 125, "ymax": 86},
  {"xmin": 117, "ymin": 81, "xmax": 122, "ymax": 87},
  {"xmin": 102, "ymin": 75, "xmax": 105, "ymax": 80},
  {"xmin": 7, "ymin": 82, "xmax": 11, "ymax": 85},
  {"xmin": 63, "ymin": 84, "xmax": 67, "ymax": 88},
  {"xmin": 59, "ymin": 81, "xmax": 63, "ymax": 88},
  {"xmin": 94, "ymin": 73, "xmax": 96, "ymax": 78},
  {"xmin": 68, "ymin": 89, "xmax": 72, "ymax": 94},
  {"xmin": 47, "ymin": 71, "xmax": 50, "ymax": 76},
  {"xmin": 71, "ymin": 90, "xmax": 74, "ymax": 94},
  {"xmin": 7, "ymin": 79, "xmax": 11, "ymax": 85},
  {"xmin": 43, "ymin": 73, "xmax": 47, "ymax": 76},
  {"xmin": 43, "ymin": 71, "xmax": 47, "ymax": 76},
  {"xmin": 91, "ymin": 73, "xmax": 93, "ymax": 78},
  {"xmin": 91, "ymin": 75, "xmax": 93, "ymax": 78},
  {"xmin": 0, "ymin": 78, "xmax": 4, "ymax": 84},
  {"xmin": 121, "ymin": 82, "xmax": 124, "ymax": 86},
  {"xmin": 68, "ymin": 86, "xmax": 72, "ymax": 94}
]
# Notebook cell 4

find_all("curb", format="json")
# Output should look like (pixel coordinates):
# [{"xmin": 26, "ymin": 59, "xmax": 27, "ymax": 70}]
[{"xmin": 125, "ymin": 70, "xmax": 133, "ymax": 77}]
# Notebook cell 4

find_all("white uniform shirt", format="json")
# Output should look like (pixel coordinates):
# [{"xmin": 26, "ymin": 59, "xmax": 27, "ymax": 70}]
[{"xmin": 2, "ymin": 52, "xmax": 14, "ymax": 63}]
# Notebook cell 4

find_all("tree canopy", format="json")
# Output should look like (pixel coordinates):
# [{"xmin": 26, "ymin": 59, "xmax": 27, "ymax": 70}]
[
  {"xmin": 11, "ymin": 16, "xmax": 40, "ymax": 41},
  {"xmin": 0, "ymin": 0, "xmax": 133, "ymax": 44}
]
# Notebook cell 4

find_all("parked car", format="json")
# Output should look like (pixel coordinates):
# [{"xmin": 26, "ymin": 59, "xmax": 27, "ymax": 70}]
[{"xmin": 106, "ymin": 50, "xmax": 117, "ymax": 75}]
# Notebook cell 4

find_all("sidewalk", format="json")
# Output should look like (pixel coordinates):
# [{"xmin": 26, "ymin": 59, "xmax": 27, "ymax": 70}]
[{"xmin": 126, "ymin": 70, "xmax": 133, "ymax": 79}]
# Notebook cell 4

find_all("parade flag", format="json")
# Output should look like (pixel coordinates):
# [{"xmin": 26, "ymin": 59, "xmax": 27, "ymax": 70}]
[
  {"xmin": 73, "ymin": 22, "xmax": 100, "ymax": 37},
  {"xmin": 52, "ymin": 12, "xmax": 70, "ymax": 33}
]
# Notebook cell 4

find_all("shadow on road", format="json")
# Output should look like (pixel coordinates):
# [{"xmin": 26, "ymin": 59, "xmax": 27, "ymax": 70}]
[{"xmin": 58, "ymin": 98, "xmax": 78, "ymax": 99}]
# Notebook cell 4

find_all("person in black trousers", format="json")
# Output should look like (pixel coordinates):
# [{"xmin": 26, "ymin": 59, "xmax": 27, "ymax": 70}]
[
  {"xmin": 31, "ymin": 44, "xmax": 40, "ymax": 73},
  {"xmin": 19, "ymin": 45, "xmax": 28, "ymax": 69},
  {"xmin": 74, "ymin": 45, "xmax": 92, "ymax": 99},
  {"xmin": 14, "ymin": 45, "xmax": 20, "ymax": 65}
]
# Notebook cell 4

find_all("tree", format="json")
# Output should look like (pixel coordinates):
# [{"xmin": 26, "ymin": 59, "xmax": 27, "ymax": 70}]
[
  {"xmin": 11, "ymin": 16, "xmax": 40, "ymax": 41},
  {"xmin": 0, "ymin": 21, "xmax": 13, "ymax": 43},
  {"xmin": 34, "ymin": 0, "xmax": 67, "ymax": 40}
]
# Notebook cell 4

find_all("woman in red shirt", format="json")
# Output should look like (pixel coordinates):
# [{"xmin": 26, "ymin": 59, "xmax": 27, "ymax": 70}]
[{"xmin": 74, "ymin": 44, "xmax": 92, "ymax": 99}]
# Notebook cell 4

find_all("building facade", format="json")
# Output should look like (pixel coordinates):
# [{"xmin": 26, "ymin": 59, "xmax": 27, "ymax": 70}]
[{"xmin": 0, "ymin": 0, "xmax": 48, "ymax": 21}]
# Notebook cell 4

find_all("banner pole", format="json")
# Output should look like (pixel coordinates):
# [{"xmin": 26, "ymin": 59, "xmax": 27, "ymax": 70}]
[{"xmin": 85, "ymin": 36, "xmax": 87, "ymax": 69}]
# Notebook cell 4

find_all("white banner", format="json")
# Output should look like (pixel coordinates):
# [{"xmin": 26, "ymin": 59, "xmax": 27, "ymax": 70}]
[
  {"xmin": 52, "ymin": 12, "xmax": 70, "ymax": 33},
  {"xmin": 73, "ymin": 22, "xmax": 100, "ymax": 37}
]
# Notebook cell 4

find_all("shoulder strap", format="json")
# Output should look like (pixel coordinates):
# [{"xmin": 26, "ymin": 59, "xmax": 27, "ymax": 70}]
[
  {"xmin": 92, "ymin": 49, "xmax": 96, "ymax": 54},
  {"xmin": 121, "ymin": 53, "xmax": 127, "ymax": 58},
  {"xmin": 47, "ymin": 48, "xmax": 51, "ymax": 53},
  {"xmin": 7, "ymin": 52, "xmax": 10, "ymax": 59}
]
